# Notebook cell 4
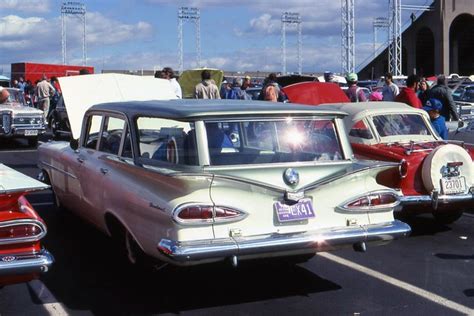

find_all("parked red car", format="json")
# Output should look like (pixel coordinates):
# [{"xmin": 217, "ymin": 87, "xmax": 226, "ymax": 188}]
[
  {"xmin": 325, "ymin": 102, "xmax": 473, "ymax": 223},
  {"xmin": 0, "ymin": 164, "xmax": 53, "ymax": 286}
]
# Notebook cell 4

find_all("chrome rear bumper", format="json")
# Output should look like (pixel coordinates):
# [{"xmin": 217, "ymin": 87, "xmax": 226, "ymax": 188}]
[
  {"xmin": 400, "ymin": 190, "xmax": 473, "ymax": 210},
  {"xmin": 158, "ymin": 220, "xmax": 411, "ymax": 265},
  {"xmin": 0, "ymin": 249, "xmax": 54, "ymax": 276}
]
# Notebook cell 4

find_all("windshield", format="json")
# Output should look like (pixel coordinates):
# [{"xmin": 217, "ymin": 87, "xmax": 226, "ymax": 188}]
[
  {"xmin": 205, "ymin": 118, "xmax": 344, "ymax": 166},
  {"xmin": 6, "ymin": 89, "xmax": 26, "ymax": 106},
  {"xmin": 372, "ymin": 114, "xmax": 432, "ymax": 137}
]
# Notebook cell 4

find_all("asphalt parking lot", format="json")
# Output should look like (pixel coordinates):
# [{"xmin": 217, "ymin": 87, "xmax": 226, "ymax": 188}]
[{"xmin": 1, "ymin": 138, "xmax": 474, "ymax": 315}]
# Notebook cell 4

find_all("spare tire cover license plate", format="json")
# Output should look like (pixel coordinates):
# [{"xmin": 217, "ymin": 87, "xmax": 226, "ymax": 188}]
[{"xmin": 441, "ymin": 176, "xmax": 466, "ymax": 195}]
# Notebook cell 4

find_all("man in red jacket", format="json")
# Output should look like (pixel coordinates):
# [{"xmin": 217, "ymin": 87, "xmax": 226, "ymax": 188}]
[{"xmin": 395, "ymin": 74, "xmax": 422, "ymax": 108}]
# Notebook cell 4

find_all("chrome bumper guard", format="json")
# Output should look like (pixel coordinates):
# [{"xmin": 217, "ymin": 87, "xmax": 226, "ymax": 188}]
[
  {"xmin": 158, "ymin": 220, "xmax": 411, "ymax": 263},
  {"xmin": 400, "ymin": 190, "xmax": 473, "ymax": 210},
  {"xmin": 0, "ymin": 249, "xmax": 54, "ymax": 276}
]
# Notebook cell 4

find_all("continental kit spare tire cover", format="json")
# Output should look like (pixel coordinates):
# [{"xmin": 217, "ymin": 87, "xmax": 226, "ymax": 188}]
[{"xmin": 421, "ymin": 144, "xmax": 474, "ymax": 193}]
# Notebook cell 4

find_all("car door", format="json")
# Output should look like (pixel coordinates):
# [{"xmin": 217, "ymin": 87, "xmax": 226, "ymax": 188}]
[{"xmin": 76, "ymin": 114, "xmax": 127, "ymax": 226}]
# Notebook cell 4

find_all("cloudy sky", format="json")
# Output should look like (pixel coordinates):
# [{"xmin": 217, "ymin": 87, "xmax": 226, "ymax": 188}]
[{"xmin": 0, "ymin": 0, "xmax": 432, "ymax": 75}]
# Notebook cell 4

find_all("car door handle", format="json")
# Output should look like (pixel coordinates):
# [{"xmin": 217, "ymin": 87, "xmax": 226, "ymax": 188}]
[
  {"xmin": 77, "ymin": 157, "xmax": 84, "ymax": 163},
  {"xmin": 100, "ymin": 168, "xmax": 109, "ymax": 175}
]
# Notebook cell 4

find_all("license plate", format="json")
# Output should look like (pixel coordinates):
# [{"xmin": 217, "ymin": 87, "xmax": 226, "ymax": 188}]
[
  {"xmin": 274, "ymin": 198, "xmax": 315, "ymax": 222},
  {"xmin": 441, "ymin": 176, "xmax": 466, "ymax": 195},
  {"xmin": 24, "ymin": 130, "xmax": 38, "ymax": 136}
]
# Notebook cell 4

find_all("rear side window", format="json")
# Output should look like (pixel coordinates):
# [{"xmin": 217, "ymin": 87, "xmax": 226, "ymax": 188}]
[
  {"xmin": 84, "ymin": 115, "xmax": 103, "ymax": 149},
  {"xmin": 136, "ymin": 117, "xmax": 197, "ymax": 165},
  {"xmin": 349, "ymin": 120, "xmax": 373, "ymax": 139},
  {"xmin": 98, "ymin": 117, "xmax": 126, "ymax": 155}
]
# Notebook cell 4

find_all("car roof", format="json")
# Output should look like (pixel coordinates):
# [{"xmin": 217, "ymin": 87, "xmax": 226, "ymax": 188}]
[
  {"xmin": 320, "ymin": 101, "xmax": 428, "ymax": 122},
  {"xmin": 89, "ymin": 99, "xmax": 349, "ymax": 120}
]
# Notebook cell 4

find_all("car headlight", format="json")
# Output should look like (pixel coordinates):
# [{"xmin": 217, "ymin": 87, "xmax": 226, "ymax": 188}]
[{"xmin": 1, "ymin": 112, "xmax": 11, "ymax": 134}]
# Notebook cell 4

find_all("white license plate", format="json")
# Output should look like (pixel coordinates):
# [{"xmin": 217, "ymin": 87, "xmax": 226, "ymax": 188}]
[
  {"xmin": 24, "ymin": 130, "xmax": 38, "ymax": 136},
  {"xmin": 441, "ymin": 176, "xmax": 466, "ymax": 195}
]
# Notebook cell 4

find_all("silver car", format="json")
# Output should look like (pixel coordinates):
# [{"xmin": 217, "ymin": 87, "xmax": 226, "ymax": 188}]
[{"xmin": 0, "ymin": 88, "xmax": 45, "ymax": 147}]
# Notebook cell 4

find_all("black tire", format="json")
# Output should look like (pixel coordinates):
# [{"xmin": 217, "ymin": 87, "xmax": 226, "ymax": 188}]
[
  {"xmin": 50, "ymin": 116, "xmax": 60, "ymax": 138},
  {"xmin": 433, "ymin": 210, "xmax": 463, "ymax": 224},
  {"xmin": 28, "ymin": 137, "xmax": 38, "ymax": 147}
]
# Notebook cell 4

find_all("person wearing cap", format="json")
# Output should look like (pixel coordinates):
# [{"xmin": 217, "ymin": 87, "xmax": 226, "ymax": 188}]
[
  {"xmin": 423, "ymin": 98, "xmax": 448, "ymax": 140},
  {"xmin": 382, "ymin": 72, "xmax": 399, "ymax": 101},
  {"xmin": 344, "ymin": 73, "xmax": 366, "ymax": 102},
  {"xmin": 324, "ymin": 71, "xmax": 336, "ymax": 83},
  {"xmin": 427, "ymin": 75, "xmax": 459, "ymax": 121},
  {"xmin": 395, "ymin": 74, "xmax": 422, "ymax": 109}
]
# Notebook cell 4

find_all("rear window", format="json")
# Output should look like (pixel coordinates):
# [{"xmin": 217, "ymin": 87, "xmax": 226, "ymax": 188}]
[
  {"xmin": 204, "ymin": 118, "xmax": 344, "ymax": 166},
  {"xmin": 372, "ymin": 114, "xmax": 432, "ymax": 137}
]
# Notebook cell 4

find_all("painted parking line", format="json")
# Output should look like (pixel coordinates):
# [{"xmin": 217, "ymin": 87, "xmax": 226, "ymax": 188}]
[
  {"xmin": 0, "ymin": 149, "xmax": 38, "ymax": 153},
  {"xmin": 28, "ymin": 280, "xmax": 69, "ymax": 315},
  {"xmin": 319, "ymin": 252, "xmax": 473, "ymax": 315}
]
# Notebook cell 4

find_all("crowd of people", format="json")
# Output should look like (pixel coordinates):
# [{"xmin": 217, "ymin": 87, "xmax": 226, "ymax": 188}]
[
  {"xmin": 7, "ymin": 66, "xmax": 460, "ymax": 140},
  {"xmin": 340, "ymin": 71, "xmax": 458, "ymax": 139}
]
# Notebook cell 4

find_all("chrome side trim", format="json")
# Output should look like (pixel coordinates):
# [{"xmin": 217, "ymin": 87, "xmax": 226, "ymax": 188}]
[
  {"xmin": 40, "ymin": 161, "xmax": 78, "ymax": 180},
  {"xmin": 0, "ymin": 219, "xmax": 47, "ymax": 245},
  {"xmin": 157, "ymin": 220, "xmax": 411, "ymax": 264},
  {"xmin": 0, "ymin": 249, "xmax": 54, "ymax": 276}
]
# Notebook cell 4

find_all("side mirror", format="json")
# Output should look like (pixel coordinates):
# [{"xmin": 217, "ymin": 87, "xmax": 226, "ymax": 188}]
[{"xmin": 70, "ymin": 138, "xmax": 79, "ymax": 150}]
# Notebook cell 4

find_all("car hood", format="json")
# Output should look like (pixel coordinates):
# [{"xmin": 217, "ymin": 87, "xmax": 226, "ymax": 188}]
[
  {"xmin": 0, "ymin": 102, "xmax": 43, "ymax": 115},
  {"xmin": 58, "ymin": 73, "xmax": 178, "ymax": 140},
  {"xmin": 0, "ymin": 163, "xmax": 49, "ymax": 194},
  {"xmin": 203, "ymin": 160, "xmax": 398, "ymax": 193}
]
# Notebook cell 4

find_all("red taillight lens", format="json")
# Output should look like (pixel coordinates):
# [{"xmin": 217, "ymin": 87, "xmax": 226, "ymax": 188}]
[
  {"xmin": 399, "ymin": 159, "xmax": 408, "ymax": 178},
  {"xmin": 344, "ymin": 192, "xmax": 399, "ymax": 210},
  {"xmin": 177, "ymin": 206, "xmax": 213, "ymax": 220},
  {"xmin": 0, "ymin": 222, "xmax": 44, "ymax": 242},
  {"xmin": 175, "ymin": 205, "xmax": 245, "ymax": 225}
]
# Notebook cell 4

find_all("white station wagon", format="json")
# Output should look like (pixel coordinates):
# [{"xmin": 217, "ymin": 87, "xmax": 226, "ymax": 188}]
[{"xmin": 37, "ymin": 74, "xmax": 410, "ymax": 268}]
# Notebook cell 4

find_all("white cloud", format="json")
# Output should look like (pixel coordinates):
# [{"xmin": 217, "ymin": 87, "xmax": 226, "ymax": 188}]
[
  {"xmin": 0, "ymin": 0, "xmax": 51, "ymax": 13},
  {"xmin": 0, "ymin": 13, "xmax": 153, "ymax": 65}
]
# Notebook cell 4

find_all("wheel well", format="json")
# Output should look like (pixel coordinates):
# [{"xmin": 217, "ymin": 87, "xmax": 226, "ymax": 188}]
[
  {"xmin": 40, "ymin": 169, "xmax": 51, "ymax": 185},
  {"xmin": 105, "ymin": 213, "xmax": 126, "ymax": 240}
]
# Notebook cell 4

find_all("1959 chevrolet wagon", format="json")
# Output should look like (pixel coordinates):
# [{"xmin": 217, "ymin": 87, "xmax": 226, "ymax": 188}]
[{"xmin": 37, "ymin": 74, "xmax": 410, "ymax": 268}]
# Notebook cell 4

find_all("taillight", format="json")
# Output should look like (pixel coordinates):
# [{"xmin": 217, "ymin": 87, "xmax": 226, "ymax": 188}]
[
  {"xmin": 339, "ymin": 191, "xmax": 400, "ymax": 212},
  {"xmin": 399, "ymin": 159, "xmax": 408, "ymax": 178},
  {"xmin": 174, "ymin": 204, "xmax": 246, "ymax": 225},
  {"xmin": 0, "ymin": 220, "xmax": 46, "ymax": 245}
]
